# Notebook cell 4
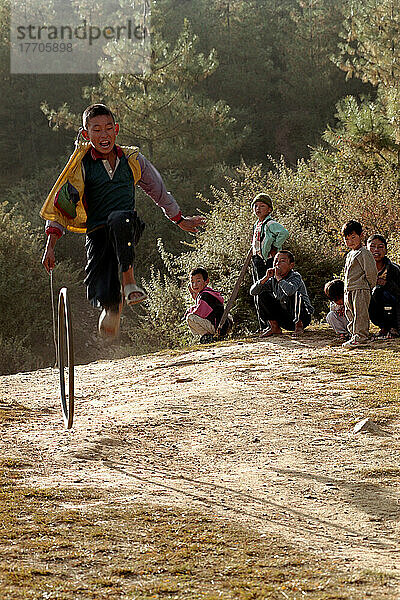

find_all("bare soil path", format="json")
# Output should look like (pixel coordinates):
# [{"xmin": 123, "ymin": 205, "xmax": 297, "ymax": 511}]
[{"xmin": 1, "ymin": 335, "xmax": 400, "ymax": 584}]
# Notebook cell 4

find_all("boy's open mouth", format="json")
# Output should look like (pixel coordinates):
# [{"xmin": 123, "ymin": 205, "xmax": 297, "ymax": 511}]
[{"xmin": 100, "ymin": 140, "xmax": 111, "ymax": 149}]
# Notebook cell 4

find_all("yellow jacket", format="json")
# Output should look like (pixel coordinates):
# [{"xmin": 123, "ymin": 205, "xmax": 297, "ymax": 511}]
[{"xmin": 40, "ymin": 142, "xmax": 142, "ymax": 234}]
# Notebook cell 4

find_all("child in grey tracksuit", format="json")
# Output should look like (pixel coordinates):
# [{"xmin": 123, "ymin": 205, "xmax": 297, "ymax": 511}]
[{"xmin": 342, "ymin": 220, "xmax": 377, "ymax": 348}]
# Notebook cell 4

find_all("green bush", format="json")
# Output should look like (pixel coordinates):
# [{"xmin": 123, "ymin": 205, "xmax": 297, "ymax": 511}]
[
  {"xmin": 0, "ymin": 202, "xmax": 110, "ymax": 374},
  {"xmin": 124, "ymin": 268, "xmax": 191, "ymax": 352},
  {"xmin": 0, "ymin": 333, "xmax": 40, "ymax": 375},
  {"xmin": 135, "ymin": 161, "xmax": 344, "ymax": 347}
]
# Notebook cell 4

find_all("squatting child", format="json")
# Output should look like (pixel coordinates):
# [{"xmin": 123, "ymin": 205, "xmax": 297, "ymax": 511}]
[
  {"xmin": 367, "ymin": 234, "xmax": 400, "ymax": 339},
  {"xmin": 249, "ymin": 250, "xmax": 313, "ymax": 337},
  {"xmin": 251, "ymin": 192, "xmax": 289, "ymax": 334},
  {"xmin": 341, "ymin": 220, "xmax": 377, "ymax": 348},
  {"xmin": 324, "ymin": 279, "xmax": 349, "ymax": 340},
  {"xmin": 186, "ymin": 268, "xmax": 233, "ymax": 344},
  {"xmin": 41, "ymin": 103, "xmax": 205, "ymax": 338}
]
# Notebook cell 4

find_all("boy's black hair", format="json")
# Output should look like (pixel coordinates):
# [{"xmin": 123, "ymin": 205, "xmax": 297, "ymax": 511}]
[
  {"xmin": 190, "ymin": 267, "xmax": 209, "ymax": 281},
  {"xmin": 367, "ymin": 234, "xmax": 387, "ymax": 248},
  {"xmin": 277, "ymin": 250, "xmax": 295, "ymax": 263},
  {"xmin": 324, "ymin": 279, "xmax": 344, "ymax": 302},
  {"xmin": 342, "ymin": 220, "xmax": 362, "ymax": 237},
  {"xmin": 82, "ymin": 104, "xmax": 116, "ymax": 128}
]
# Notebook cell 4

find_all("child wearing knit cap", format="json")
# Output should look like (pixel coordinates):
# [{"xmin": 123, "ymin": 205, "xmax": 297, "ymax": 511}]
[{"xmin": 251, "ymin": 192, "xmax": 289, "ymax": 334}]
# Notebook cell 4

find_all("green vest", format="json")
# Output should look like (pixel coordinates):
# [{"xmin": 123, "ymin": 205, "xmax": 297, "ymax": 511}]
[
  {"xmin": 82, "ymin": 152, "xmax": 135, "ymax": 232},
  {"xmin": 40, "ymin": 143, "xmax": 142, "ymax": 234}
]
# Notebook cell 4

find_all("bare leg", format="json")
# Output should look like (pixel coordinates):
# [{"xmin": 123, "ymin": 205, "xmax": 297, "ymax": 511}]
[
  {"xmin": 122, "ymin": 267, "xmax": 143, "ymax": 302},
  {"xmin": 99, "ymin": 302, "xmax": 123, "ymax": 338}
]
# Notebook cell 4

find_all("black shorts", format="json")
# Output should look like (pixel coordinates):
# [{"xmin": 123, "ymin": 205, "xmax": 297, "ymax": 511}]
[{"xmin": 84, "ymin": 210, "xmax": 145, "ymax": 309}]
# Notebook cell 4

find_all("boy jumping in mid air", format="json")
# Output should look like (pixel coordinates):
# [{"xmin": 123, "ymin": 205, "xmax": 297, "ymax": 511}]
[
  {"xmin": 342, "ymin": 220, "xmax": 377, "ymax": 348},
  {"xmin": 41, "ymin": 104, "xmax": 205, "ymax": 338},
  {"xmin": 186, "ymin": 268, "xmax": 233, "ymax": 344}
]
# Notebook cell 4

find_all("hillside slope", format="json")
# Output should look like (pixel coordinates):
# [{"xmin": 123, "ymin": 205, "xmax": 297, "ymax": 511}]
[{"xmin": 1, "ymin": 334, "xmax": 400, "ymax": 593}]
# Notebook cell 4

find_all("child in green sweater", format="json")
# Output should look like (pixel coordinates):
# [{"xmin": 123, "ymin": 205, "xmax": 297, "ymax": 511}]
[{"xmin": 251, "ymin": 192, "xmax": 289, "ymax": 333}]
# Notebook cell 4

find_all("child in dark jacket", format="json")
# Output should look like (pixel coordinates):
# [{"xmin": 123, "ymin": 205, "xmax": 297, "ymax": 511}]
[
  {"xmin": 186, "ymin": 268, "xmax": 233, "ymax": 343},
  {"xmin": 367, "ymin": 234, "xmax": 400, "ymax": 338},
  {"xmin": 250, "ymin": 250, "xmax": 313, "ymax": 336}
]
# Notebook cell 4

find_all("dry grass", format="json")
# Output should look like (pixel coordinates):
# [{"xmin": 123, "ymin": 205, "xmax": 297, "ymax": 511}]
[
  {"xmin": 1, "ymin": 333, "xmax": 400, "ymax": 598},
  {"xmin": 358, "ymin": 467, "xmax": 400, "ymax": 479},
  {"xmin": 303, "ymin": 341, "xmax": 400, "ymax": 423},
  {"xmin": 0, "ymin": 456, "xmax": 398, "ymax": 600}
]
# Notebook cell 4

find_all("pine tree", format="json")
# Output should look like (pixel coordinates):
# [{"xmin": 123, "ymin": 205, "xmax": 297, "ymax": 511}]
[
  {"xmin": 0, "ymin": 0, "xmax": 95, "ymax": 184},
  {"xmin": 335, "ymin": 0, "xmax": 400, "ymax": 87},
  {"xmin": 41, "ymin": 19, "xmax": 243, "ymax": 177},
  {"xmin": 327, "ymin": 0, "xmax": 400, "ymax": 167},
  {"xmin": 154, "ymin": 0, "xmax": 366, "ymax": 163}
]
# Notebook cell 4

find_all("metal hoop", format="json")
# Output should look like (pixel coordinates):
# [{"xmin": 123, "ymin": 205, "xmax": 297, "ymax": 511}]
[{"xmin": 58, "ymin": 287, "xmax": 74, "ymax": 429}]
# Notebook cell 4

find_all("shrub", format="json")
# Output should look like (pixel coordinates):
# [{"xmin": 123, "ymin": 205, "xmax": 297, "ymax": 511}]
[
  {"xmin": 0, "ymin": 202, "xmax": 108, "ymax": 374},
  {"xmin": 135, "ymin": 161, "xmax": 344, "ymax": 348},
  {"xmin": 124, "ymin": 268, "xmax": 191, "ymax": 352}
]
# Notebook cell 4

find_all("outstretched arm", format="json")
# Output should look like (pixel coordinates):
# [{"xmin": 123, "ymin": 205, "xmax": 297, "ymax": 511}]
[
  {"xmin": 137, "ymin": 154, "xmax": 206, "ymax": 229},
  {"xmin": 177, "ymin": 215, "xmax": 206, "ymax": 233}
]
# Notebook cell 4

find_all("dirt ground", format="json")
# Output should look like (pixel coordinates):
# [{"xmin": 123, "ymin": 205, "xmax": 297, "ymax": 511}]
[{"xmin": 1, "ymin": 334, "xmax": 400, "ymax": 587}]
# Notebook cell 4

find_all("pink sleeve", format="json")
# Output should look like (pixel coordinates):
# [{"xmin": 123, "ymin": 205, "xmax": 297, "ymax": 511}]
[
  {"xmin": 45, "ymin": 220, "xmax": 65, "ymax": 238},
  {"xmin": 137, "ymin": 153, "xmax": 182, "ymax": 221},
  {"xmin": 187, "ymin": 298, "xmax": 213, "ymax": 319}
]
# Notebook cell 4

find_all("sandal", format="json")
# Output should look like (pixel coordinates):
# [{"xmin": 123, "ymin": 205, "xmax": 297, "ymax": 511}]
[
  {"xmin": 98, "ymin": 308, "xmax": 121, "ymax": 339},
  {"xmin": 124, "ymin": 283, "xmax": 148, "ymax": 306}
]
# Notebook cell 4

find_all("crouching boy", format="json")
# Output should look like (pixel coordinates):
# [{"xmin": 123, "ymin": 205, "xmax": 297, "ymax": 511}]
[
  {"xmin": 250, "ymin": 251, "xmax": 314, "ymax": 336},
  {"xmin": 367, "ymin": 234, "xmax": 400, "ymax": 339},
  {"xmin": 186, "ymin": 268, "xmax": 233, "ymax": 344},
  {"xmin": 324, "ymin": 279, "xmax": 349, "ymax": 340}
]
